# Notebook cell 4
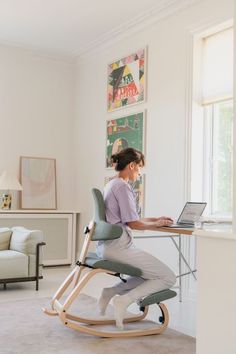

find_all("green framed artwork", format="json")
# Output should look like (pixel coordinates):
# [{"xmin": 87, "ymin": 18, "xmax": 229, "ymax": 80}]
[
  {"xmin": 106, "ymin": 111, "xmax": 145, "ymax": 168},
  {"xmin": 107, "ymin": 48, "xmax": 146, "ymax": 112},
  {"xmin": 104, "ymin": 175, "xmax": 145, "ymax": 218}
]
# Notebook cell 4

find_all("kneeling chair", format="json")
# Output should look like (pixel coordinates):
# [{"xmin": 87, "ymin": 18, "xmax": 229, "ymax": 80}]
[{"xmin": 44, "ymin": 188, "xmax": 176, "ymax": 337}]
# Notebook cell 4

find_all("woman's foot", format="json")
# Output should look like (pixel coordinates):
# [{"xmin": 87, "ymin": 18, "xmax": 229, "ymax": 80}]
[
  {"xmin": 113, "ymin": 295, "xmax": 133, "ymax": 330},
  {"xmin": 98, "ymin": 288, "xmax": 116, "ymax": 315}
]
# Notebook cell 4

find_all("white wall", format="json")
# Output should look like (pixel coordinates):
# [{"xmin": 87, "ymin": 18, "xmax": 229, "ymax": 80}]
[
  {"xmin": 233, "ymin": 0, "xmax": 236, "ymax": 232},
  {"xmin": 0, "ymin": 45, "xmax": 76, "ymax": 209},
  {"xmin": 196, "ymin": 232, "xmax": 236, "ymax": 354},
  {"xmin": 74, "ymin": 0, "xmax": 233, "ymax": 267}
]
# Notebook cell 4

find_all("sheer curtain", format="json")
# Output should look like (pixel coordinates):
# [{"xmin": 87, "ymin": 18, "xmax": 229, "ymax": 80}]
[{"xmin": 202, "ymin": 27, "xmax": 233, "ymax": 105}]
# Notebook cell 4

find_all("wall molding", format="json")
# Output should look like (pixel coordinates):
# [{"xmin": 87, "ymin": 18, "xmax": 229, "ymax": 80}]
[
  {"xmin": 0, "ymin": 40, "xmax": 76, "ymax": 63},
  {"xmin": 75, "ymin": 0, "xmax": 201, "ymax": 61},
  {"xmin": 0, "ymin": 0, "xmax": 201, "ymax": 62}
]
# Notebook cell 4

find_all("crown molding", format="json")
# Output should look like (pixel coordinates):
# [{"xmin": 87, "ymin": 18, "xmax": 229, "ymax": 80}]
[
  {"xmin": 75, "ymin": 0, "xmax": 201, "ymax": 61},
  {"xmin": 0, "ymin": 37, "xmax": 76, "ymax": 64},
  {"xmin": 0, "ymin": 0, "xmax": 201, "ymax": 62}
]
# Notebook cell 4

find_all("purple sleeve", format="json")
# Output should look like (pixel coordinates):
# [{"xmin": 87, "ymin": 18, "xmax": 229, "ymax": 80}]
[{"xmin": 116, "ymin": 184, "xmax": 139, "ymax": 224}]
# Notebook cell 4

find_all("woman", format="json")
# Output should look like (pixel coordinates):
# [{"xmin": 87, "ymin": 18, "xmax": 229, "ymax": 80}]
[{"xmin": 97, "ymin": 147, "xmax": 176, "ymax": 330}]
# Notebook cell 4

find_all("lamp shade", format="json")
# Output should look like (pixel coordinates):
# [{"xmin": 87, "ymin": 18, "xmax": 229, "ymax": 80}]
[{"xmin": 0, "ymin": 171, "xmax": 23, "ymax": 191}]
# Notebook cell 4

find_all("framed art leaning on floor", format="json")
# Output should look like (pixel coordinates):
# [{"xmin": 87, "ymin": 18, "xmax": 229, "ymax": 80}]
[{"xmin": 20, "ymin": 156, "xmax": 57, "ymax": 210}]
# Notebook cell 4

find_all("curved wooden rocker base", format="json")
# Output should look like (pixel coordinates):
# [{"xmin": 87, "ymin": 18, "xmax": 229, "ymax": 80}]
[
  {"xmin": 43, "ymin": 308, "xmax": 58, "ymax": 316},
  {"xmin": 65, "ymin": 306, "xmax": 149, "ymax": 325},
  {"xmin": 43, "ymin": 305, "xmax": 148, "ymax": 324},
  {"xmin": 58, "ymin": 303, "xmax": 169, "ymax": 338}
]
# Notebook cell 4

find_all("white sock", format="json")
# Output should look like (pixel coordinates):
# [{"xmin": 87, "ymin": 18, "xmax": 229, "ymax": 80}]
[
  {"xmin": 113, "ymin": 294, "xmax": 133, "ymax": 330},
  {"xmin": 98, "ymin": 288, "xmax": 116, "ymax": 315}
]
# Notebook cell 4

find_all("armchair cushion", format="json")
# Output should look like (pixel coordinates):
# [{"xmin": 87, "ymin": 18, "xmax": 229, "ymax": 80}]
[
  {"xmin": 0, "ymin": 228, "xmax": 12, "ymax": 251},
  {"xmin": 10, "ymin": 227, "xmax": 44, "ymax": 255},
  {"xmin": 0, "ymin": 250, "xmax": 28, "ymax": 278}
]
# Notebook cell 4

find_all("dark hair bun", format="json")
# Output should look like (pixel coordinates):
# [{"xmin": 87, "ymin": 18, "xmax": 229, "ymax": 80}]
[
  {"xmin": 111, "ymin": 154, "xmax": 119, "ymax": 163},
  {"xmin": 110, "ymin": 148, "xmax": 145, "ymax": 171}
]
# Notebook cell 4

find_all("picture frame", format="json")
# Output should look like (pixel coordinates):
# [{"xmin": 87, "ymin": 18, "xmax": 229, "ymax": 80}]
[
  {"xmin": 20, "ymin": 156, "xmax": 57, "ymax": 210},
  {"xmin": 107, "ymin": 47, "xmax": 146, "ymax": 112},
  {"xmin": 104, "ymin": 174, "xmax": 145, "ymax": 218},
  {"xmin": 106, "ymin": 110, "xmax": 146, "ymax": 168}
]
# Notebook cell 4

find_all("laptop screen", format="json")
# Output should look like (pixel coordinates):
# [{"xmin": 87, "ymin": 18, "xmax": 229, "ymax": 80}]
[{"xmin": 177, "ymin": 202, "xmax": 207, "ymax": 224}]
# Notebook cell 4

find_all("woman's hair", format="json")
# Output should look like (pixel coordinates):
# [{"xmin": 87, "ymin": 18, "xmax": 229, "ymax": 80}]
[{"xmin": 111, "ymin": 147, "xmax": 145, "ymax": 171}]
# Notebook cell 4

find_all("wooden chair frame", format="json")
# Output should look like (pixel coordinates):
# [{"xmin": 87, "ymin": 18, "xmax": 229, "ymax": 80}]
[{"xmin": 43, "ymin": 221, "xmax": 171, "ymax": 338}]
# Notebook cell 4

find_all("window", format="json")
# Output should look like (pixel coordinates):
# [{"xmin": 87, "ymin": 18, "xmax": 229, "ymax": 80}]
[
  {"xmin": 191, "ymin": 24, "xmax": 234, "ymax": 218},
  {"xmin": 204, "ymin": 100, "xmax": 233, "ymax": 216}
]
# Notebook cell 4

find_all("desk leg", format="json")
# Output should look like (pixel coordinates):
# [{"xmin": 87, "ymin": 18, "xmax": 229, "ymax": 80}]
[
  {"xmin": 179, "ymin": 235, "xmax": 182, "ymax": 302},
  {"xmin": 172, "ymin": 238, "xmax": 197, "ymax": 281},
  {"xmin": 171, "ymin": 234, "xmax": 197, "ymax": 302}
]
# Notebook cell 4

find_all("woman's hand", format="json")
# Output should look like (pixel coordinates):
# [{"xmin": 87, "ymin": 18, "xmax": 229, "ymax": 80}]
[
  {"xmin": 156, "ymin": 216, "xmax": 173, "ymax": 222},
  {"xmin": 155, "ymin": 217, "xmax": 173, "ymax": 227},
  {"xmin": 127, "ymin": 217, "xmax": 174, "ymax": 230}
]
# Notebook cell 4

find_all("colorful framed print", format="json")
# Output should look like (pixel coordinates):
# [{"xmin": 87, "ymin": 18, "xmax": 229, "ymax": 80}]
[
  {"xmin": 20, "ymin": 156, "xmax": 57, "ymax": 210},
  {"xmin": 106, "ymin": 111, "xmax": 145, "ymax": 168},
  {"xmin": 107, "ymin": 48, "xmax": 146, "ymax": 112},
  {"xmin": 104, "ymin": 175, "xmax": 145, "ymax": 218}
]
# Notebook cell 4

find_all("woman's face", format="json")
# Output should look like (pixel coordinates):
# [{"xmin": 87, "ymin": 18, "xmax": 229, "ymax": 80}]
[{"xmin": 129, "ymin": 161, "xmax": 143, "ymax": 181}]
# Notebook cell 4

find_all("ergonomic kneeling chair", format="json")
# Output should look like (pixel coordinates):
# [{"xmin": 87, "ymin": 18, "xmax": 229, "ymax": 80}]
[{"xmin": 43, "ymin": 188, "xmax": 177, "ymax": 337}]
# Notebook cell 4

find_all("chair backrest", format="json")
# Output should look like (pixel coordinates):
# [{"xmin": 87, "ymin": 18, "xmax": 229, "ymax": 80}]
[{"xmin": 91, "ymin": 188, "xmax": 123, "ymax": 241}]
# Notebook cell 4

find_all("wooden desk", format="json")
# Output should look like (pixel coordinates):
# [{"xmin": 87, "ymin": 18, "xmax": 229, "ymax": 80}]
[
  {"xmin": 132, "ymin": 227, "xmax": 195, "ymax": 302},
  {"xmin": 157, "ymin": 226, "xmax": 193, "ymax": 235}
]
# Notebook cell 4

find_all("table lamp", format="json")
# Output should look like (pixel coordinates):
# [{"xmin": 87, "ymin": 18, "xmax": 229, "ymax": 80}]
[{"xmin": 0, "ymin": 171, "xmax": 23, "ymax": 209}]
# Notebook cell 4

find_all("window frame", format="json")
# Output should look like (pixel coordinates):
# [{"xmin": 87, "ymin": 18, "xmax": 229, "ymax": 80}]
[{"xmin": 191, "ymin": 22, "xmax": 234, "ymax": 219}]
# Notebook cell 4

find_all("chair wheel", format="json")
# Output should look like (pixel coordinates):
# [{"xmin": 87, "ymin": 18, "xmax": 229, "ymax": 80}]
[{"xmin": 159, "ymin": 316, "xmax": 164, "ymax": 323}]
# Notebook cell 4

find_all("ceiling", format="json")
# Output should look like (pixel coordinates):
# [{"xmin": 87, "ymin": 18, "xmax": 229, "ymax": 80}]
[
  {"xmin": 0, "ymin": 0, "xmax": 167, "ymax": 58},
  {"xmin": 0, "ymin": 0, "xmax": 190, "ymax": 59}
]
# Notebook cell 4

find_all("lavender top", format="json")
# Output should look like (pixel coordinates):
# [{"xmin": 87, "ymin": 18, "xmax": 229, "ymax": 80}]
[{"xmin": 103, "ymin": 177, "xmax": 139, "ymax": 226}]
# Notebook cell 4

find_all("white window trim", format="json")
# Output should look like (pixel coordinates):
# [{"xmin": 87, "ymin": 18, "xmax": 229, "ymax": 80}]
[{"xmin": 182, "ymin": 19, "xmax": 233, "ymax": 293}]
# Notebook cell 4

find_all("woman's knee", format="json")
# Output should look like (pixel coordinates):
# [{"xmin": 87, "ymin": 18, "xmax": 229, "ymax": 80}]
[{"xmin": 165, "ymin": 270, "xmax": 176, "ymax": 288}]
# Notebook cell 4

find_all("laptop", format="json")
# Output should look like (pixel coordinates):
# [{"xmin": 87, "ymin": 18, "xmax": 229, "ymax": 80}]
[{"xmin": 168, "ymin": 202, "xmax": 207, "ymax": 228}]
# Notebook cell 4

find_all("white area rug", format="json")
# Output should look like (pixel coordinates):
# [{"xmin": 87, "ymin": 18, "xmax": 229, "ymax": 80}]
[{"xmin": 0, "ymin": 294, "xmax": 195, "ymax": 354}]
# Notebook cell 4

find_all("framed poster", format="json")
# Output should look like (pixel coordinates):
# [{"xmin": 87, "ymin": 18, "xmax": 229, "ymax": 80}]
[
  {"xmin": 20, "ymin": 156, "xmax": 57, "ymax": 210},
  {"xmin": 106, "ymin": 111, "xmax": 145, "ymax": 168},
  {"xmin": 107, "ymin": 48, "xmax": 146, "ymax": 112},
  {"xmin": 104, "ymin": 174, "xmax": 145, "ymax": 218}
]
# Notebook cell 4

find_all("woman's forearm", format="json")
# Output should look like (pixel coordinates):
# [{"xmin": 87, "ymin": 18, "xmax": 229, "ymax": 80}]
[
  {"xmin": 141, "ymin": 217, "xmax": 158, "ymax": 222},
  {"xmin": 127, "ymin": 219, "xmax": 172, "ymax": 230}
]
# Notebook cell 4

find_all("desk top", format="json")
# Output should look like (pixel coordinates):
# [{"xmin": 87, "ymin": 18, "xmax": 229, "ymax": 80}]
[
  {"xmin": 132, "ymin": 223, "xmax": 232, "ymax": 238},
  {"xmin": 132, "ymin": 227, "xmax": 193, "ymax": 238},
  {"xmin": 157, "ymin": 226, "xmax": 193, "ymax": 235}
]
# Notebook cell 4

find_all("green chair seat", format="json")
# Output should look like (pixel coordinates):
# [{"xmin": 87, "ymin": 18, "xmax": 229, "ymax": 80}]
[
  {"xmin": 139, "ymin": 289, "xmax": 177, "ymax": 307},
  {"xmin": 84, "ymin": 252, "xmax": 142, "ymax": 277},
  {"xmin": 83, "ymin": 252, "xmax": 176, "ymax": 306}
]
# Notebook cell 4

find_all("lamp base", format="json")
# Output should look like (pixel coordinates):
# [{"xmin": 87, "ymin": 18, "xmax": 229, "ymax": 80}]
[{"xmin": 1, "ymin": 194, "xmax": 12, "ymax": 210}]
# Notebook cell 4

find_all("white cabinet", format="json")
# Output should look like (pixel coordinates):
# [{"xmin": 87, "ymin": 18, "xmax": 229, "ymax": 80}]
[{"xmin": 0, "ymin": 210, "xmax": 79, "ymax": 266}]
